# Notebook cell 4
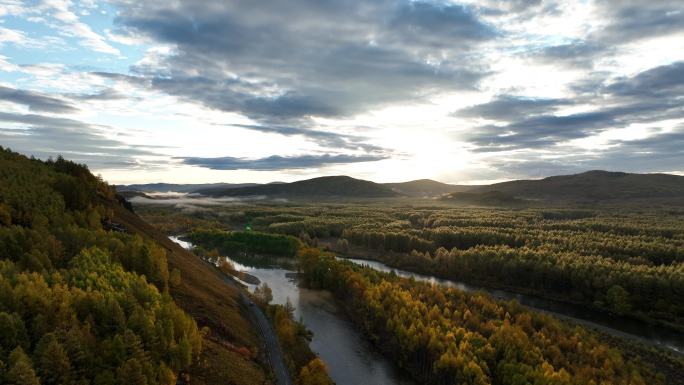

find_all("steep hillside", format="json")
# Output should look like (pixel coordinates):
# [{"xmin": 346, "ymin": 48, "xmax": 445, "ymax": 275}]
[
  {"xmin": 198, "ymin": 175, "xmax": 400, "ymax": 198},
  {"xmin": 0, "ymin": 148, "xmax": 268, "ymax": 385},
  {"xmin": 384, "ymin": 179, "xmax": 475, "ymax": 197},
  {"xmin": 103, "ymin": 200, "xmax": 269, "ymax": 385},
  {"xmin": 472, "ymin": 170, "xmax": 684, "ymax": 202}
]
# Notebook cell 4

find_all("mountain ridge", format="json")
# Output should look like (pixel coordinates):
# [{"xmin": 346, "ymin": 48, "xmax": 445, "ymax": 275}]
[
  {"xmin": 120, "ymin": 170, "xmax": 684, "ymax": 203},
  {"xmin": 467, "ymin": 170, "xmax": 684, "ymax": 202},
  {"xmin": 197, "ymin": 175, "xmax": 400, "ymax": 198}
]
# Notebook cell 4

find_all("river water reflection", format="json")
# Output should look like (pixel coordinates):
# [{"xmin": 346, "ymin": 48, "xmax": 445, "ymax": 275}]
[
  {"xmin": 169, "ymin": 237, "xmax": 414, "ymax": 385},
  {"xmin": 340, "ymin": 257, "xmax": 684, "ymax": 356},
  {"xmin": 170, "ymin": 235, "xmax": 683, "ymax": 384}
]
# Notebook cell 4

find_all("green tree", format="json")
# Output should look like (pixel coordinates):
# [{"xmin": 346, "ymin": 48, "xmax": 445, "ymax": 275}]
[
  {"xmin": 116, "ymin": 358, "xmax": 147, "ymax": 385},
  {"xmin": 606, "ymin": 285, "xmax": 632, "ymax": 315},
  {"xmin": 7, "ymin": 347, "xmax": 40, "ymax": 385},
  {"xmin": 36, "ymin": 335, "xmax": 73, "ymax": 385}
]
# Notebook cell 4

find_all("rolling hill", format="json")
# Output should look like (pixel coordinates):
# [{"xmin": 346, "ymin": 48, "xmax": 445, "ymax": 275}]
[
  {"xmin": 197, "ymin": 175, "xmax": 400, "ymax": 198},
  {"xmin": 117, "ymin": 182, "xmax": 258, "ymax": 193},
  {"xmin": 464, "ymin": 170, "xmax": 684, "ymax": 203},
  {"xmin": 123, "ymin": 170, "xmax": 684, "ymax": 204},
  {"xmin": 383, "ymin": 179, "xmax": 475, "ymax": 197}
]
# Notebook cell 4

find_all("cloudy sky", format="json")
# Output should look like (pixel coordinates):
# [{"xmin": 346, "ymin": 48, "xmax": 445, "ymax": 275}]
[{"xmin": 0, "ymin": 0, "xmax": 682, "ymax": 184}]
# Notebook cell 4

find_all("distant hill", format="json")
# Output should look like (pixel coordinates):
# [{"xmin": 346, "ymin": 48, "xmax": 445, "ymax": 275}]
[
  {"xmin": 198, "ymin": 175, "xmax": 400, "ymax": 198},
  {"xmin": 124, "ymin": 170, "xmax": 684, "ymax": 203},
  {"xmin": 470, "ymin": 170, "xmax": 684, "ymax": 202},
  {"xmin": 117, "ymin": 182, "xmax": 259, "ymax": 193},
  {"xmin": 383, "ymin": 179, "xmax": 476, "ymax": 197}
]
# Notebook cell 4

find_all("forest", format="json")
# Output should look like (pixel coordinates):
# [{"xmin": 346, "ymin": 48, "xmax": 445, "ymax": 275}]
[
  {"xmin": 297, "ymin": 247, "xmax": 668, "ymax": 385},
  {"xmin": 135, "ymin": 202, "xmax": 684, "ymax": 331},
  {"xmin": 0, "ymin": 148, "xmax": 202, "ymax": 384},
  {"xmin": 186, "ymin": 229, "xmax": 301, "ymax": 257}
]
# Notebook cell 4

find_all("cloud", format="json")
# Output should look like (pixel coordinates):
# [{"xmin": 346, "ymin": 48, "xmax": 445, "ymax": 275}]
[
  {"xmin": 28, "ymin": 0, "xmax": 120, "ymax": 55},
  {"xmin": 0, "ymin": 26, "xmax": 27, "ymax": 45},
  {"xmin": 106, "ymin": 0, "xmax": 494, "ymax": 122},
  {"xmin": 180, "ymin": 153, "xmax": 387, "ymax": 171},
  {"xmin": 520, "ymin": 2, "xmax": 684, "ymax": 70},
  {"xmin": 68, "ymin": 87, "xmax": 127, "ymax": 101},
  {"xmin": 605, "ymin": 61, "xmax": 684, "ymax": 99},
  {"xmin": 0, "ymin": 111, "xmax": 162, "ymax": 169},
  {"xmin": 595, "ymin": 1, "xmax": 684, "ymax": 44},
  {"xmin": 466, "ymin": 61, "xmax": 684, "ymax": 152},
  {"xmin": 229, "ymin": 123, "xmax": 386, "ymax": 153},
  {"xmin": 0, "ymin": 85, "xmax": 77, "ymax": 113},
  {"xmin": 486, "ymin": 127, "xmax": 684, "ymax": 177},
  {"xmin": 456, "ymin": 95, "xmax": 571, "ymax": 121},
  {"xmin": 533, "ymin": 42, "xmax": 609, "ymax": 68}
]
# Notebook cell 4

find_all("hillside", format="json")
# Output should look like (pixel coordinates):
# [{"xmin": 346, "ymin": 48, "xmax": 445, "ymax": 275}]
[
  {"xmin": 122, "ymin": 170, "xmax": 684, "ymax": 204},
  {"xmin": 118, "ymin": 182, "xmax": 258, "ymax": 193},
  {"xmin": 383, "ymin": 179, "xmax": 475, "ymax": 197},
  {"xmin": 0, "ymin": 148, "xmax": 268, "ymax": 385},
  {"xmin": 198, "ymin": 175, "xmax": 400, "ymax": 198},
  {"xmin": 471, "ymin": 170, "xmax": 684, "ymax": 202}
]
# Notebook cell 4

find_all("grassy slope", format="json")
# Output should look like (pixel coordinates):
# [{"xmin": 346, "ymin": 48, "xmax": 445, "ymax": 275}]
[{"xmin": 103, "ymin": 197, "xmax": 271, "ymax": 385}]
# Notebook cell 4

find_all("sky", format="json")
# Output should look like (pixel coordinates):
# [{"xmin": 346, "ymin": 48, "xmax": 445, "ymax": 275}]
[{"xmin": 0, "ymin": 0, "xmax": 683, "ymax": 185}]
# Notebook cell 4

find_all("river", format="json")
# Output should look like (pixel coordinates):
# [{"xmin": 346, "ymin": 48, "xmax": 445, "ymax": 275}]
[
  {"xmin": 339, "ymin": 257, "xmax": 684, "ymax": 356},
  {"xmin": 170, "ymin": 236, "xmax": 683, "ymax": 385},
  {"xmin": 169, "ymin": 236, "xmax": 414, "ymax": 385}
]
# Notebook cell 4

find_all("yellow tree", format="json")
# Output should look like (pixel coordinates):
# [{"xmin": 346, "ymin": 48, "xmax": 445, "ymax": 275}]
[{"xmin": 297, "ymin": 358, "xmax": 333, "ymax": 385}]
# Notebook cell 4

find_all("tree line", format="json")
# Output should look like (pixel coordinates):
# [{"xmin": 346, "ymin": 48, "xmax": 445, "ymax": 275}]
[
  {"xmin": 186, "ymin": 228, "xmax": 301, "ymax": 257},
  {"xmin": 298, "ymin": 247, "xmax": 667, "ymax": 385}
]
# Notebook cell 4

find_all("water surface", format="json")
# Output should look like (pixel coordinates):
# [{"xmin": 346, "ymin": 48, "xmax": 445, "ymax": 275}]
[
  {"xmin": 170, "ymin": 236, "xmax": 414, "ymax": 385},
  {"xmin": 340, "ymin": 256, "xmax": 684, "ymax": 356}
]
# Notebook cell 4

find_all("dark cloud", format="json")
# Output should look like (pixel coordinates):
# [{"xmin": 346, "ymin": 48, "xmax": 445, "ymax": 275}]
[
  {"xmin": 69, "ymin": 88, "xmax": 127, "ymax": 101},
  {"xmin": 108, "ymin": 0, "xmax": 494, "ymax": 122},
  {"xmin": 533, "ymin": 42, "xmax": 609, "ymax": 68},
  {"xmin": 605, "ymin": 61, "xmax": 684, "ymax": 99},
  {"xmin": 596, "ymin": 1, "xmax": 684, "ymax": 44},
  {"xmin": 478, "ymin": 0, "xmax": 549, "ymax": 17},
  {"xmin": 389, "ymin": 2, "xmax": 498, "ymax": 47},
  {"xmin": 0, "ymin": 86, "xmax": 77, "ymax": 113},
  {"xmin": 468, "ymin": 111, "xmax": 616, "ymax": 151},
  {"xmin": 229, "ymin": 124, "xmax": 386, "ymax": 153},
  {"xmin": 180, "ymin": 153, "xmax": 387, "ymax": 171},
  {"xmin": 488, "ymin": 128, "xmax": 684, "ymax": 176},
  {"xmin": 466, "ymin": 61, "xmax": 684, "ymax": 152},
  {"xmin": 456, "ymin": 95, "xmax": 571, "ymax": 121},
  {"xmin": 0, "ymin": 112, "xmax": 163, "ymax": 169}
]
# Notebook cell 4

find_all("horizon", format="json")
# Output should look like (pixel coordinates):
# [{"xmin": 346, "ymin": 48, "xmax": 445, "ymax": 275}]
[
  {"xmin": 112, "ymin": 168, "xmax": 684, "ymax": 187},
  {"xmin": 1, "ymin": 1, "xmax": 683, "ymax": 185}
]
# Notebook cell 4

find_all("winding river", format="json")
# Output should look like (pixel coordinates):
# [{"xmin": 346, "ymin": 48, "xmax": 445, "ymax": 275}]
[
  {"xmin": 170, "ymin": 236, "xmax": 683, "ymax": 385},
  {"xmin": 340, "ymin": 257, "xmax": 684, "ymax": 356},
  {"xmin": 170, "ymin": 237, "xmax": 414, "ymax": 385}
]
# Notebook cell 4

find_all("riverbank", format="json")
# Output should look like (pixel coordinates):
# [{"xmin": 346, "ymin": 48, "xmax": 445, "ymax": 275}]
[
  {"xmin": 322, "ymin": 238, "xmax": 684, "ymax": 355},
  {"xmin": 173, "ymin": 236, "xmax": 415, "ymax": 385}
]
